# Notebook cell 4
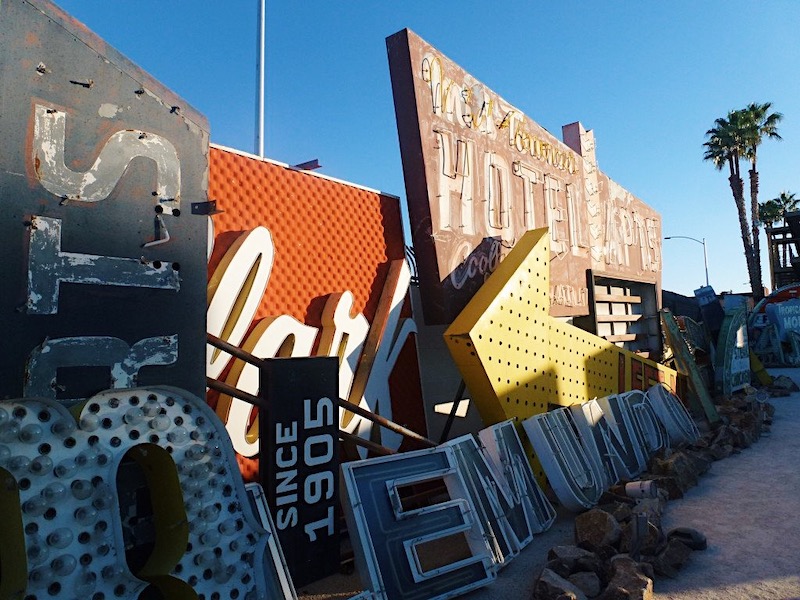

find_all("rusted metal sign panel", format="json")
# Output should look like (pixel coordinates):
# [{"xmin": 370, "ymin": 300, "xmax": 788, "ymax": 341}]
[
  {"xmin": 0, "ymin": 0, "xmax": 209, "ymax": 401},
  {"xmin": 387, "ymin": 29, "xmax": 662, "ymax": 324}
]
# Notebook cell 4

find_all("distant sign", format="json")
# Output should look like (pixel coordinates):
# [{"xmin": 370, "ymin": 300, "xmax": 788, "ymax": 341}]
[
  {"xmin": 695, "ymin": 285, "xmax": 725, "ymax": 343},
  {"xmin": 0, "ymin": 0, "xmax": 209, "ymax": 401},
  {"xmin": 387, "ymin": 28, "xmax": 662, "ymax": 324},
  {"xmin": 766, "ymin": 299, "xmax": 800, "ymax": 342},
  {"xmin": 260, "ymin": 357, "xmax": 340, "ymax": 586},
  {"xmin": 715, "ymin": 308, "xmax": 750, "ymax": 396}
]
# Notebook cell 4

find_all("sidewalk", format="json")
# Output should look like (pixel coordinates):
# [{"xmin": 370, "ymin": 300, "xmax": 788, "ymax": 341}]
[{"xmin": 653, "ymin": 367, "xmax": 800, "ymax": 600}]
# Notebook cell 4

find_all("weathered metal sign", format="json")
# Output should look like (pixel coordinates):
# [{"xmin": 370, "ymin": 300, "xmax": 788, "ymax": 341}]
[
  {"xmin": 387, "ymin": 29, "xmax": 662, "ymax": 324},
  {"xmin": 524, "ymin": 385, "xmax": 693, "ymax": 512},
  {"xmin": 0, "ymin": 387, "xmax": 290, "ymax": 600},
  {"xmin": 765, "ymin": 299, "xmax": 800, "ymax": 342},
  {"xmin": 259, "ymin": 357, "xmax": 340, "ymax": 586},
  {"xmin": 660, "ymin": 308, "xmax": 720, "ymax": 424},
  {"xmin": 341, "ymin": 446, "xmax": 496, "ymax": 600},
  {"xmin": 207, "ymin": 146, "xmax": 422, "ymax": 479},
  {"xmin": 443, "ymin": 227, "xmax": 677, "ymax": 484},
  {"xmin": 715, "ymin": 308, "xmax": 751, "ymax": 396},
  {"xmin": 0, "ymin": 0, "xmax": 209, "ymax": 401},
  {"xmin": 694, "ymin": 285, "xmax": 725, "ymax": 343}
]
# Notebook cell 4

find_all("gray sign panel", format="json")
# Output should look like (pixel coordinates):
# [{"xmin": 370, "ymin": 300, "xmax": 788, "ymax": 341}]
[{"xmin": 0, "ymin": 0, "xmax": 209, "ymax": 401}]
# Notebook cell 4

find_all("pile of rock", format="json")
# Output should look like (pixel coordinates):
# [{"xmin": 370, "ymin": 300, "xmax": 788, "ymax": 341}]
[
  {"xmin": 640, "ymin": 390, "xmax": 774, "ymax": 499},
  {"xmin": 533, "ymin": 389, "xmax": 776, "ymax": 599},
  {"xmin": 533, "ymin": 501, "xmax": 707, "ymax": 600}
]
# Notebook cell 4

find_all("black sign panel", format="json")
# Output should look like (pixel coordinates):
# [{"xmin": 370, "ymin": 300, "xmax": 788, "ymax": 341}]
[
  {"xmin": 259, "ymin": 356, "xmax": 340, "ymax": 586},
  {"xmin": 0, "ymin": 0, "xmax": 209, "ymax": 401}
]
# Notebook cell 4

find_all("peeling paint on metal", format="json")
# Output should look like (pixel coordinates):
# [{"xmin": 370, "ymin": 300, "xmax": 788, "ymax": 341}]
[
  {"xmin": 32, "ymin": 104, "xmax": 181, "ymax": 211},
  {"xmin": 27, "ymin": 216, "xmax": 180, "ymax": 315},
  {"xmin": 98, "ymin": 103, "xmax": 119, "ymax": 118}
]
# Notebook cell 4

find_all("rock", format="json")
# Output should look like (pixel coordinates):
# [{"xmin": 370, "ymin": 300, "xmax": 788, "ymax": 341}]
[
  {"xmin": 711, "ymin": 425, "xmax": 734, "ymax": 448},
  {"xmin": 650, "ymin": 452, "xmax": 701, "ymax": 493},
  {"xmin": 637, "ymin": 560, "xmax": 655, "ymax": 581},
  {"xmin": 533, "ymin": 568, "xmax": 588, "ymax": 600},
  {"xmin": 619, "ymin": 519, "xmax": 663, "ymax": 555},
  {"xmin": 684, "ymin": 450, "xmax": 713, "ymax": 476},
  {"xmin": 568, "ymin": 571, "xmax": 602, "ymax": 598},
  {"xmin": 544, "ymin": 558, "xmax": 572, "ymax": 579},
  {"xmin": 646, "ymin": 476, "xmax": 683, "ymax": 500},
  {"xmin": 548, "ymin": 545, "xmax": 597, "ymax": 571},
  {"xmin": 653, "ymin": 538, "xmax": 693, "ymax": 577},
  {"xmin": 723, "ymin": 424, "xmax": 750, "ymax": 449},
  {"xmin": 575, "ymin": 509, "xmax": 622, "ymax": 550},
  {"xmin": 590, "ymin": 544, "xmax": 620, "ymax": 561},
  {"xmin": 575, "ymin": 555, "xmax": 606, "ymax": 584},
  {"xmin": 597, "ymin": 501, "xmax": 634, "ymax": 523},
  {"xmin": 667, "ymin": 527, "xmax": 707, "ymax": 551},
  {"xmin": 771, "ymin": 375, "xmax": 798, "ymax": 391},
  {"xmin": 708, "ymin": 443, "xmax": 733, "ymax": 460},
  {"xmin": 596, "ymin": 556, "xmax": 653, "ymax": 600},
  {"xmin": 685, "ymin": 447, "xmax": 716, "ymax": 465}
]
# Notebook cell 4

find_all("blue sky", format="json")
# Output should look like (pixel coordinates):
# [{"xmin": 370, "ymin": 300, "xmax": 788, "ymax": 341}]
[{"xmin": 54, "ymin": 0, "xmax": 800, "ymax": 297}]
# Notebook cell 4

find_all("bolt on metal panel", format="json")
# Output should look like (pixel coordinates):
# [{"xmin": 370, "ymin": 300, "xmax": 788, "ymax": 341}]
[{"xmin": 0, "ymin": 0, "xmax": 209, "ymax": 401}]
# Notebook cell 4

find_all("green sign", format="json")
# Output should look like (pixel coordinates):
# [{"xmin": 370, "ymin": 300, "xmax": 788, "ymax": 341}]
[{"xmin": 715, "ymin": 308, "xmax": 751, "ymax": 396}]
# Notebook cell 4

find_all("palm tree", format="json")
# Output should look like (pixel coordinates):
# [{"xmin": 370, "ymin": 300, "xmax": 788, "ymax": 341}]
[
  {"xmin": 703, "ymin": 103, "xmax": 782, "ymax": 302},
  {"xmin": 703, "ymin": 111, "xmax": 759, "ymax": 298},
  {"xmin": 739, "ymin": 102, "xmax": 783, "ymax": 295},
  {"xmin": 759, "ymin": 199, "xmax": 781, "ymax": 227},
  {"xmin": 772, "ymin": 190, "xmax": 799, "ymax": 224}
]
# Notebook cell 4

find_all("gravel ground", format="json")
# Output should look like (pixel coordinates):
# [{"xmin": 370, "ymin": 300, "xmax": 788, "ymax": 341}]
[
  {"xmin": 653, "ymin": 368, "xmax": 800, "ymax": 600},
  {"xmin": 300, "ymin": 368, "xmax": 800, "ymax": 599}
]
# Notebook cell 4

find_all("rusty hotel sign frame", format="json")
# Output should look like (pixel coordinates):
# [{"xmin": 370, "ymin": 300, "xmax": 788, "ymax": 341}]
[{"xmin": 387, "ymin": 29, "xmax": 662, "ymax": 324}]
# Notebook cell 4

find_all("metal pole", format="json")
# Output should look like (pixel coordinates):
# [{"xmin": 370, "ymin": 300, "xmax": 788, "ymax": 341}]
[
  {"xmin": 337, "ymin": 397, "xmax": 436, "ymax": 448},
  {"xmin": 207, "ymin": 333, "xmax": 268, "ymax": 369},
  {"xmin": 208, "ymin": 377, "xmax": 397, "ymax": 456},
  {"xmin": 207, "ymin": 376, "xmax": 268, "ymax": 409},
  {"xmin": 664, "ymin": 235, "xmax": 709, "ymax": 287},
  {"xmin": 207, "ymin": 333, "xmax": 436, "ymax": 447},
  {"xmin": 255, "ymin": 0, "xmax": 265, "ymax": 157}
]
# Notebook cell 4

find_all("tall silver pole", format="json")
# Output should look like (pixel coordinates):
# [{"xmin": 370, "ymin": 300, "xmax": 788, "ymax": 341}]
[
  {"xmin": 664, "ymin": 235, "xmax": 710, "ymax": 288},
  {"xmin": 255, "ymin": 0, "xmax": 265, "ymax": 157}
]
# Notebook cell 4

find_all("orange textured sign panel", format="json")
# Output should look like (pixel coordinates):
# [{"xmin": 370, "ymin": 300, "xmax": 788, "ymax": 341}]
[
  {"xmin": 207, "ymin": 145, "xmax": 424, "ymax": 481},
  {"xmin": 209, "ymin": 146, "xmax": 405, "ymax": 324}
]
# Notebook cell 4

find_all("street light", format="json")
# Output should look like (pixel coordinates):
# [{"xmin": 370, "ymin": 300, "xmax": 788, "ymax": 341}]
[{"xmin": 664, "ymin": 235, "xmax": 709, "ymax": 287}]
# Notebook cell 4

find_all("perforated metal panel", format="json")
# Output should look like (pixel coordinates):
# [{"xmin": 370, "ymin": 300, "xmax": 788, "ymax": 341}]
[
  {"xmin": 0, "ymin": 387, "xmax": 284, "ymax": 599},
  {"xmin": 445, "ymin": 228, "xmax": 676, "ymax": 479}
]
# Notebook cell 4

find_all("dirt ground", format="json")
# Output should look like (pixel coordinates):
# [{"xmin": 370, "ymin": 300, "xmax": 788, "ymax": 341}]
[
  {"xmin": 653, "ymin": 368, "xmax": 800, "ymax": 600},
  {"xmin": 300, "ymin": 368, "xmax": 800, "ymax": 600}
]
